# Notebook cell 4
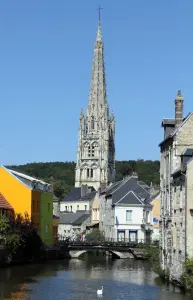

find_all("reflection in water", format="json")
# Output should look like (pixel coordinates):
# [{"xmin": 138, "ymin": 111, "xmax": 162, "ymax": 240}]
[{"xmin": 0, "ymin": 255, "xmax": 191, "ymax": 300}]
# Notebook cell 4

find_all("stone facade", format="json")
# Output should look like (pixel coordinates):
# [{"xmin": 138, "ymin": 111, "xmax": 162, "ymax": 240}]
[
  {"xmin": 75, "ymin": 22, "xmax": 115, "ymax": 191},
  {"xmin": 159, "ymin": 91, "xmax": 193, "ymax": 281}
]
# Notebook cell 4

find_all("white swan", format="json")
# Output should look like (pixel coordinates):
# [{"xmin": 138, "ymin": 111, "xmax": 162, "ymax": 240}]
[{"xmin": 97, "ymin": 286, "xmax": 103, "ymax": 296}]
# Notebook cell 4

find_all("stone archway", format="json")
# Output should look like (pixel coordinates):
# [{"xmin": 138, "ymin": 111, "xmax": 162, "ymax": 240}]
[{"xmin": 69, "ymin": 249, "xmax": 135, "ymax": 259}]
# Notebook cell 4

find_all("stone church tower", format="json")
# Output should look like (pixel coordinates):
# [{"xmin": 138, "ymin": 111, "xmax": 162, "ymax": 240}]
[{"xmin": 75, "ymin": 21, "xmax": 115, "ymax": 191}]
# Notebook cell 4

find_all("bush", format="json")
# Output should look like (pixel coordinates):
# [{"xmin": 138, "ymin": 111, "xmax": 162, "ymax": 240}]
[
  {"xmin": 181, "ymin": 258, "xmax": 193, "ymax": 294},
  {"xmin": 85, "ymin": 230, "xmax": 105, "ymax": 242},
  {"xmin": 0, "ymin": 213, "xmax": 44, "ymax": 264}
]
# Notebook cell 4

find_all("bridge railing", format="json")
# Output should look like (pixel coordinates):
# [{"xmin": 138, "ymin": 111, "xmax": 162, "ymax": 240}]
[{"xmin": 57, "ymin": 236, "xmax": 159, "ymax": 247}]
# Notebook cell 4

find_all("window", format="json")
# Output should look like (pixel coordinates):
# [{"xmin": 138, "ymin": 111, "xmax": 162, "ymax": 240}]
[
  {"xmin": 91, "ymin": 116, "xmax": 94, "ymax": 130},
  {"xmin": 77, "ymin": 205, "xmax": 79, "ymax": 211},
  {"xmin": 87, "ymin": 169, "xmax": 89, "ymax": 178},
  {"xmin": 92, "ymin": 145, "xmax": 95, "ymax": 157},
  {"xmin": 70, "ymin": 206, "xmax": 72, "ymax": 212},
  {"xmin": 126, "ymin": 210, "xmax": 132, "ymax": 221},
  {"xmin": 48, "ymin": 202, "xmax": 50, "ymax": 212},
  {"xmin": 88, "ymin": 146, "xmax": 91, "ymax": 157},
  {"xmin": 46, "ymin": 224, "xmax": 49, "ymax": 235},
  {"xmin": 85, "ymin": 205, "xmax": 87, "ymax": 211},
  {"xmin": 65, "ymin": 206, "xmax": 67, "ymax": 211},
  {"xmin": 91, "ymin": 169, "xmax": 93, "ymax": 178}
]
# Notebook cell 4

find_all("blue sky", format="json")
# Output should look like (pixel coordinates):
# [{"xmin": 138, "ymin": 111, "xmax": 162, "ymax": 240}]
[{"xmin": 0, "ymin": 0, "xmax": 193, "ymax": 165}]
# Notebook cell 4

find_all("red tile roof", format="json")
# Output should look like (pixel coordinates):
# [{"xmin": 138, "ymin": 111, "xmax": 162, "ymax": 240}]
[{"xmin": 0, "ymin": 193, "xmax": 13, "ymax": 210}]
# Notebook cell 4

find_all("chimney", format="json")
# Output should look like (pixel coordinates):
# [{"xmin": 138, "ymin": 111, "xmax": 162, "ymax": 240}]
[{"xmin": 175, "ymin": 90, "xmax": 184, "ymax": 128}]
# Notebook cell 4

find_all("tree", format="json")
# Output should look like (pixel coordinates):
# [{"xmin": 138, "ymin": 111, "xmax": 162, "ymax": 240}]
[
  {"xmin": 8, "ymin": 160, "xmax": 160, "ymax": 198},
  {"xmin": 0, "ymin": 215, "xmax": 10, "ymax": 235},
  {"xmin": 0, "ymin": 213, "xmax": 43, "ymax": 264}
]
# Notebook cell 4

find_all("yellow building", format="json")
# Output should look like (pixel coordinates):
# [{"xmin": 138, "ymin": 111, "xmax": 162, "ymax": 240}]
[
  {"xmin": 0, "ymin": 166, "xmax": 53, "ymax": 245},
  {"xmin": 91, "ymin": 193, "xmax": 99, "ymax": 225},
  {"xmin": 150, "ymin": 191, "xmax": 160, "ymax": 241}
]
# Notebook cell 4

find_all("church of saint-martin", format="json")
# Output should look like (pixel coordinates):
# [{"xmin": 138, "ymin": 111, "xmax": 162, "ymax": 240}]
[{"xmin": 75, "ymin": 20, "xmax": 115, "ymax": 191}]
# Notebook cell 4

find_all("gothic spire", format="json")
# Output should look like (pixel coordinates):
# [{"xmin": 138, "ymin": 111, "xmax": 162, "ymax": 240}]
[
  {"xmin": 87, "ymin": 21, "xmax": 107, "ymax": 113},
  {"xmin": 96, "ymin": 22, "xmax": 102, "ymax": 41}
]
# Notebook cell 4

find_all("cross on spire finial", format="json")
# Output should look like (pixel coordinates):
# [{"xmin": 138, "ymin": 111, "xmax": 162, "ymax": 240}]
[{"xmin": 97, "ymin": 5, "xmax": 103, "ymax": 22}]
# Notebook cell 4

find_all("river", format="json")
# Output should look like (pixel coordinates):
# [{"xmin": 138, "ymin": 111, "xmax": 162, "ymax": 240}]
[{"xmin": 0, "ymin": 255, "xmax": 191, "ymax": 300}]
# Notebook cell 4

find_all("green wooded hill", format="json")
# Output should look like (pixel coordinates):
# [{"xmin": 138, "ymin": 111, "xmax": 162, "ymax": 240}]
[{"xmin": 8, "ymin": 160, "xmax": 160, "ymax": 198}]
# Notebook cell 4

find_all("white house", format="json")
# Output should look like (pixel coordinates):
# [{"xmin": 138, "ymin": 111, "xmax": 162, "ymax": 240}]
[
  {"xmin": 58, "ymin": 211, "xmax": 90, "ymax": 239},
  {"xmin": 60, "ymin": 186, "xmax": 96, "ymax": 213},
  {"xmin": 99, "ymin": 174, "xmax": 153, "ymax": 242}
]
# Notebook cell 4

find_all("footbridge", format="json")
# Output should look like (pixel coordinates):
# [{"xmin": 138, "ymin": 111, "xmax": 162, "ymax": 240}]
[{"xmin": 64, "ymin": 240, "xmax": 156, "ymax": 259}]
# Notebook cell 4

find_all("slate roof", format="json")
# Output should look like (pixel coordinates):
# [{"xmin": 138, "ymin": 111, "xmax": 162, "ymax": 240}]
[
  {"xmin": 81, "ymin": 191, "xmax": 96, "ymax": 201},
  {"xmin": 1, "ymin": 166, "xmax": 51, "ymax": 192},
  {"xmin": 105, "ymin": 176, "xmax": 151, "ymax": 207},
  {"xmin": 63, "ymin": 187, "xmax": 81, "ymax": 202},
  {"xmin": 117, "ymin": 191, "xmax": 143, "ymax": 205},
  {"xmin": 7, "ymin": 168, "xmax": 49, "ymax": 186},
  {"xmin": 150, "ymin": 191, "xmax": 160, "ymax": 202},
  {"xmin": 181, "ymin": 148, "xmax": 193, "ymax": 156},
  {"xmin": 61, "ymin": 187, "xmax": 96, "ymax": 202},
  {"xmin": 162, "ymin": 119, "xmax": 175, "ymax": 126},
  {"xmin": 105, "ymin": 181, "xmax": 122, "ymax": 196},
  {"xmin": 0, "ymin": 193, "xmax": 13, "ymax": 210},
  {"xmin": 72, "ymin": 214, "xmax": 90, "ymax": 225},
  {"xmin": 59, "ymin": 211, "xmax": 89, "ymax": 225}
]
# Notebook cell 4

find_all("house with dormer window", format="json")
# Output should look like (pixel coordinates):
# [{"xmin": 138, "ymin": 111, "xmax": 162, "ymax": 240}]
[{"xmin": 99, "ymin": 173, "xmax": 153, "ymax": 242}]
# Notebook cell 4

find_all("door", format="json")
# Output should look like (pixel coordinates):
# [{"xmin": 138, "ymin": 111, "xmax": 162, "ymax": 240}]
[
  {"xmin": 117, "ymin": 230, "xmax": 125, "ymax": 242},
  {"xmin": 129, "ymin": 230, "xmax": 137, "ymax": 242}
]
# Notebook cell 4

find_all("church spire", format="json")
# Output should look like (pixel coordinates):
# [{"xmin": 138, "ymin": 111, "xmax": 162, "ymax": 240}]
[
  {"xmin": 87, "ymin": 20, "xmax": 107, "ymax": 117},
  {"xmin": 75, "ymin": 15, "xmax": 115, "ymax": 191},
  {"xmin": 96, "ymin": 22, "xmax": 102, "ymax": 41}
]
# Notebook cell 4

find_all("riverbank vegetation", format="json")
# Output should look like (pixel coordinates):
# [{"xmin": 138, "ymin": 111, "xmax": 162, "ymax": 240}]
[
  {"xmin": 138, "ymin": 244, "xmax": 167, "ymax": 276},
  {"xmin": 181, "ymin": 258, "xmax": 193, "ymax": 294},
  {"xmin": 0, "ymin": 213, "xmax": 43, "ymax": 265},
  {"xmin": 9, "ymin": 160, "xmax": 160, "ymax": 198},
  {"xmin": 144, "ymin": 246, "xmax": 193, "ymax": 294}
]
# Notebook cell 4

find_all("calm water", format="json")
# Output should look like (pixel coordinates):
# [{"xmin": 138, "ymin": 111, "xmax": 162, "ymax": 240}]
[{"xmin": 0, "ymin": 256, "xmax": 191, "ymax": 300}]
